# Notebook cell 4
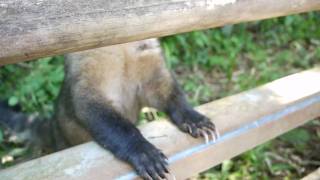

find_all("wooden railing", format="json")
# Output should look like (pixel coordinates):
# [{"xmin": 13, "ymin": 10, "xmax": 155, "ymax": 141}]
[
  {"xmin": 1, "ymin": 0, "xmax": 320, "ymax": 65},
  {"xmin": 1, "ymin": 68, "xmax": 319, "ymax": 179}
]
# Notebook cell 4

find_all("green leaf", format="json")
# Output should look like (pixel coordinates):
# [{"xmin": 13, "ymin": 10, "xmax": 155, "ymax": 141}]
[
  {"xmin": 0, "ymin": 129, "xmax": 3, "ymax": 143},
  {"xmin": 222, "ymin": 160, "xmax": 233, "ymax": 173},
  {"xmin": 281, "ymin": 129, "xmax": 311, "ymax": 145},
  {"xmin": 8, "ymin": 96, "xmax": 19, "ymax": 106}
]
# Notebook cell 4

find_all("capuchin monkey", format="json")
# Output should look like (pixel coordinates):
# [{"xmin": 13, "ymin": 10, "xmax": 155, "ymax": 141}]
[{"xmin": 54, "ymin": 38, "xmax": 219, "ymax": 179}]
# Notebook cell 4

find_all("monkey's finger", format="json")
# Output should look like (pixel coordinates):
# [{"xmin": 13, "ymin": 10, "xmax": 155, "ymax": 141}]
[
  {"xmin": 199, "ymin": 126, "xmax": 215, "ymax": 143},
  {"xmin": 138, "ymin": 161, "xmax": 155, "ymax": 180},
  {"xmin": 207, "ymin": 124, "xmax": 219, "ymax": 140},
  {"xmin": 163, "ymin": 173, "xmax": 170, "ymax": 180},
  {"xmin": 163, "ymin": 166, "xmax": 172, "ymax": 180},
  {"xmin": 184, "ymin": 123, "xmax": 198, "ymax": 137},
  {"xmin": 154, "ymin": 162, "xmax": 167, "ymax": 179},
  {"xmin": 149, "ymin": 151, "xmax": 169, "ymax": 179},
  {"xmin": 136, "ymin": 166, "xmax": 152, "ymax": 180},
  {"xmin": 199, "ymin": 116, "xmax": 214, "ymax": 125},
  {"xmin": 180, "ymin": 123, "xmax": 191, "ymax": 134},
  {"xmin": 145, "ymin": 165, "xmax": 161, "ymax": 180},
  {"xmin": 207, "ymin": 129, "xmax": 216, "ymax": 143},
  {"xmin": 204, "ymin": 121, "xmax": 216, "ymax": 131},
  {"xmin": 163, "ymin": 171, "xmax": 175, "ymax": 180},
  {"xmin": 162, "ymin": 163, "xmax": 169, "ymax": 174},
  {"xmin": 198, "ymin": 119, "xmax": 215, "ymax": 134},
  {"xmin": 192, "ymin": 123, "xmax": 203, "ymax": 137},
  {"xmin": 210, "ymin": 125, "xmax": 219, "ymax": 140},
  {"xmin": 185, "ymin": 124, "xmax": 192, "ymax": 134},
  {"xmin": 157, "ymin": 155, "xmax": 168, "ymax": 170},
  {"xmin": 209, "ymin": 123, "xmax": 216, "ymax": 130},
  {"xmin": 158, "ymin": 162, "xmax": 169, "ymax": 177},
  {"xmin": 159, "ymin": 152, "xmax": 168, "ymax": 163}
]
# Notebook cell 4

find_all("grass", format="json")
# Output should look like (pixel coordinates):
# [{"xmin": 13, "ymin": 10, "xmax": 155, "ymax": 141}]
[
  {"xmin": 161, "ymin": 12, "xmax": 320, "ymax": 105},
  {"xmin": 0, "ymin": 12, "xmax": 319, "ymax": 178}
]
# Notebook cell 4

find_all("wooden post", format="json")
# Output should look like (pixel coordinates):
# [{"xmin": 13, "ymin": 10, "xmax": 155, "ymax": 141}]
[
  {"xmin": 1, "ymin": 0, "xmax": 320, "ymax": 65},
  {"xmin": 0, "ymin": 68, "xmax": 319, "ymax": 179}
]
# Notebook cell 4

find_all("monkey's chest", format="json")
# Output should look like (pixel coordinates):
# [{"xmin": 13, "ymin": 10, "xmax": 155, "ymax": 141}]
[{"xmin": 102, "ymin": 80, "xmax": 143, "ymax": 123}]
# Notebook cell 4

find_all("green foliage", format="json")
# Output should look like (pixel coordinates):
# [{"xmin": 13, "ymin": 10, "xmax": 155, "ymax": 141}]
[
  {"xmin": 0, "ymin": 56, "xmax": 64, "ymax": 117},
  {"xmin": 199, "ymin": 143, "xmax": 272, "ymax": 180},
  {"xmin": 0, "ymin": 130, "xmax": 3, "ymax": 144},
  {"xmin": 280, "ymin": 129, "xmax": 311, "ymax": 152},
  {"xmin": 161, "ymin": 12, "xmax": 320, "ymax": 179}
]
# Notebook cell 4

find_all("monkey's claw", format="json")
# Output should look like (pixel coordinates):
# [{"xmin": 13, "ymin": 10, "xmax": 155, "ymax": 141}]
[
  {"xmin": 128, "ymin": 141, "xmax": 169, "ymax": 180},
  {"xmin": 170, "ymin": 109, "xmax": 219, "ymax": 144}
]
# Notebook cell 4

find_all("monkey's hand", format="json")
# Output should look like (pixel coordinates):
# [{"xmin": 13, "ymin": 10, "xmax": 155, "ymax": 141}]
[
  {"xmin": 126, "ymin": 140, "xmax": 169, "ymax": 180},
  {"xmin": 169, "ymin": 108, "xmax": 219, "ymax": 144}
]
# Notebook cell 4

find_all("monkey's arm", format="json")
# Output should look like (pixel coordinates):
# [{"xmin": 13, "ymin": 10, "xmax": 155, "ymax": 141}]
[
  {"xmin": 137, "ymin": 45, "xmax": 219, "ymax": 142},
  {"xmin": 163, "ymin": 80, "xmax": 218, "ymax": 142},
  {"xmin": 76, "ymin": 101, "xmax": 169, "ymax": 180}
]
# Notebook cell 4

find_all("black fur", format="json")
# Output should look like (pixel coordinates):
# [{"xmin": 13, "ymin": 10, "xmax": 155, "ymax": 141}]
[
  {"xmin": 164, "ymin": 80, "xmax": 216, "ymax": 138},
  {"xmin": 79, "ymin": 102, "xmax": 169, "ymax": 180},
  {"xmin": 0, "ymin": 100, "xmax": 56, "ymax": 155},
  {"xmin": 0, "ymin": 100, "xmax": 30, "ymax": 133},
  {"xmin": 75, "ymin": 79, "xmax": 215, "ymax": 179}
]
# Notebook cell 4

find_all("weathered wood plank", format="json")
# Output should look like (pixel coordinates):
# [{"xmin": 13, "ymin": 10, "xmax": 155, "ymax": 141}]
[
  {"xmin": 0, "ymin": 68, "xmax": 319, "ymax": 179},
  {"xmin": 1, "ymin": 0, "xmax": 320, "ymax": 65}
]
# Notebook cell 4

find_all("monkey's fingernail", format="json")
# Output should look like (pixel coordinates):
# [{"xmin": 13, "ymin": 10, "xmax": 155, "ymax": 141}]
[
  {"xmin": 165, "ymin": 168, "xmax": 176, "ymax": 180},
  {"xmin": 200, "ymin": 130, "xmax": 209, "ymax": 144},
  {"xmin": 164, "ymin": 171, "xmax": 172, "ymax": 180},
  {"xmin": 187, "ymin": 125, "xmax": 192, "ymax": 134},
  {"xmin": 163, "ymin": 166, "xmax": 169, "ymax": 173},
  {"xmin": 216, "ymin": 130, "xmax": 220, "ymax": 139},
  {"xmin": 209, "ymin": 130, "xmax": 216, "ymax": 143}
]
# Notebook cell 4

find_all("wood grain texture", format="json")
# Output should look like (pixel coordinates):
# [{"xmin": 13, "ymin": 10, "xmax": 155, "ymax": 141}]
[
  {"xmin": 1, "ymin": 0, "xmax": 320, "ymax": 65},
  {"xmin": 0, "ymin": 68, "xmax": 319, "ymax": 179}
]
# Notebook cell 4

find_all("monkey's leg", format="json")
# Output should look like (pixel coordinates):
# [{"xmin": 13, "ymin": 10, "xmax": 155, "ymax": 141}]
[
  {"xmin": 145, "ymin": 75, "xmax": 219, "ymax": 143},
  {"xmin": 77, "ymin": 101, "xmax": 169, "ymax": 180}
]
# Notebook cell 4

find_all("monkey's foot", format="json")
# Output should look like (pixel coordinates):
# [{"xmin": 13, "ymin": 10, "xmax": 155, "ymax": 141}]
[
  {"xmin": 127, "ymin": 141, "xmax": 169, "ymax": 180},
  {"xmin": 170, "ymin": 109, "xmax": 219, "ymax": 144}
]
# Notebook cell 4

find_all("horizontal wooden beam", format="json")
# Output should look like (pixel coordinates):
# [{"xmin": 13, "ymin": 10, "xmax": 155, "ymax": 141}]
[
  {"xmin": 1, "ymin": 0, "xmax": 320, "ymax": 65},
  {"xmin": 1, "ymin": 68, "xmax": 319, "ymax": 179}
]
